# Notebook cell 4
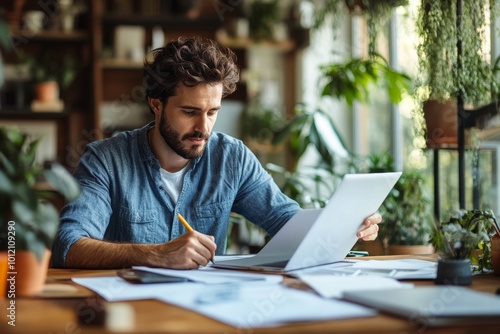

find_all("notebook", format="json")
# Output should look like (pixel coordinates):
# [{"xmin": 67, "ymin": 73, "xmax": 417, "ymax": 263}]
[
  {"xmin": 343, "ymin": 286, "xmax": 500, "ymax": 326},
  {"xmin": 213, "ymin": 172, "xmax": 401, "ymax": 273}
]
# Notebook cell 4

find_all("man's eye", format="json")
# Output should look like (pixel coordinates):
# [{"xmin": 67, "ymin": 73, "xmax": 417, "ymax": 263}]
[{"xmin": 183, "ymin": 110, "xmax": 195, "ymax": 115}]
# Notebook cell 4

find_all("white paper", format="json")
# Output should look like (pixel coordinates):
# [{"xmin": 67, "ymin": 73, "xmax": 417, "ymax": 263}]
[
  {"xmin": 73, "ymin": 277, "xmax": 376, "ymax": 327},
  {"xmin": 351, "ymin": 259, "xmax": 437, "ymax": 270},
  {"xmin": 297, "ymin": 274, "xmax": 413, "ymax": 299},
  {"xmin": 328, "ymin": 259, "xmax": 437, "ymax": 279},
  {"xmin": 133, "ymin": 266, "xmax": 283, "ymax": 284},
  {"xmin": 155, "ymin": 281, "xmax": 377, "ymax": 328},
  {"xmin": 289, "ymin": 259, "xmax": 437, "ymax": 279},
  {"xmin": 72, "ymin": 276, "xmax": 199, "ymax": 302}
]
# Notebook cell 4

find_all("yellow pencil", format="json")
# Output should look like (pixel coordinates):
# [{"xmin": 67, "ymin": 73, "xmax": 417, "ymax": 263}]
[
  {"xmin": 177, "ymin": 213, "xmax": 194, "ymax": 232},
  {"xmin": 177, "ymin": 213, "xmax": 214, "ymax": 264}
]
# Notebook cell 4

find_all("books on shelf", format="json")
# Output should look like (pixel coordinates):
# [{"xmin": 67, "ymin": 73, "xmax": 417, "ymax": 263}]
[{"xmin": 31, "ymin": 100, "xmax": 64, "ymax": 113}]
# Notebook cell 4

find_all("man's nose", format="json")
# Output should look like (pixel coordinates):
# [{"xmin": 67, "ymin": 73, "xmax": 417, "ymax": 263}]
[{"xmin": 194, "ymin": 114, "xmax": 210, "ymax": 133}]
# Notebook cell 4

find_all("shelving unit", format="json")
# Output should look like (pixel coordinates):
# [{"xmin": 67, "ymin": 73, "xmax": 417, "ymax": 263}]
[
  {"xmin": 0, "ymin": 0, "xmax": 93, "ymax": 168},
  {"xmin": 1, "ymin": 0, "xmax": 308, "ymax": 169}
]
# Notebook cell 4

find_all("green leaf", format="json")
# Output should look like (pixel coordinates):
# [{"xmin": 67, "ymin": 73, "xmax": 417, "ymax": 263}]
[
  {"xmin": 35, "ymin": 201, "xmax": 60, "ymax": 249},
  {"xmin": 0, "ymin": 169, "xmax": 13, "ymax": 194},
  {"xmin": 0, "ymin": 152, "xmax": 16, "ymax": 176},
  {"xmin": 43, "ymin": 163, "xmax": 81, "ymax": 201},
  {"xmin": 12, "ymin": 198, "xmax": 35, "ymax": 224},
  {"xmin": 15, "ymin": 222, "xmax": 46, "ymax": 262},
  {"xmin": 20, "ymin": 138, "xmax": 41, "ymax": 167}
]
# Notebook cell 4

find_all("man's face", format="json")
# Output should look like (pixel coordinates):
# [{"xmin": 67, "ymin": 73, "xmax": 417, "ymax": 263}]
[{"xmin": 154, "ymin": 83, "xmax": 222, "ymax": 159}]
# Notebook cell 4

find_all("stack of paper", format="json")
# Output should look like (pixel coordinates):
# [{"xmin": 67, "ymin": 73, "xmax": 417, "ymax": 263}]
[{"xmin": 73, "ymin": 268, "xmax": 377, "ymax": 328}]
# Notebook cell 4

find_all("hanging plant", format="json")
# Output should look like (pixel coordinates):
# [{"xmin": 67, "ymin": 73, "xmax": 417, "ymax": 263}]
[
  {"xmin": 312, "ymin": 0, "xmax": 409, "ymax": 55},
  {"xmin": 417, "ymin": 0, "xmax": 500, "ymax": 107}
]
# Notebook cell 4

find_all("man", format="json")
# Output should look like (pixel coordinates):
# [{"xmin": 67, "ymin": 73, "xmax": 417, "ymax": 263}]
[{"xmin": 52, "ymin": 37, "xmax": 381, "ymax": 269}]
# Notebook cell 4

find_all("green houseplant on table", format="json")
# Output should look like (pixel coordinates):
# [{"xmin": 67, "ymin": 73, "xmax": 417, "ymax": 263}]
[
  {"xmin": 431, "ymin": 209, "xmax": 497, "ymax": 285},
  {"xmin": 0, "ymin": 126, "xmax": 80, "ymax": 296}
]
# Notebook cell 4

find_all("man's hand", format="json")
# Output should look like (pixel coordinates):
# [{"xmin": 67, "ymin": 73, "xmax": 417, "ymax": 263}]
[
  {"xmin": 356, "ymin": 212, "xmax": 382, "ymax": 241},
  {"xmin": 65, "ymin": 233, "xmax": 217, "ymax": 269},
  {"xmin": 151, "ymin": 231, "xmax": 217, "ymax": 269}
]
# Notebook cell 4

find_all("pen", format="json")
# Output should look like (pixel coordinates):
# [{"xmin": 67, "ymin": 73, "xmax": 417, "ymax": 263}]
[{"xmin": 177, "ymin": 213, "xmax": 215, "ymax": 264}]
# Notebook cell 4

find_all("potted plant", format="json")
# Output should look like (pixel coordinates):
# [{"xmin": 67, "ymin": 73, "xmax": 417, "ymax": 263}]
[
  {"xmin": 379, "ymin": 170, "xmax": 434, "ymax": 255},
  {"xmin": 319, "ymin": 53, "xmax": 411, "ymax": 107},
  {"xmin": 0, "ymin": 126, "xmax": 80, "ymax": 296},
  {"xmin": 352, "ymin": 151, "xmax": 433, "ymax": 255},
  {"xmin": 264, "ymin": 103, "xmax": 349, "ymax": 209},
  {"xmin": 431, "ymin": 209, "xmax": 497, "ymax": 285},
  {"xmin": 272, "ymin": 103, "xmax": 350, "ymax": 175},
  {"xmin": 240, "ymin": 102, "xmax": 286, "ymax": 157},
  {"xmin": 23, "ymin": 49, "xmax": 77, "ymax": 103},
  {"xmin": 248, "ymin": 0, "xmax": 280, "ymax": 41},
  {"xmin": 416, "ymin": 0, "xmax": 500, "ymax": 148}
]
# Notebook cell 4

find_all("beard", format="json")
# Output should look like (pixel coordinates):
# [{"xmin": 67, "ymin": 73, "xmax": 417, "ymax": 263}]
[{"xmin": 158, "ymin": 112, "xmax": 210, "ymax": 159}]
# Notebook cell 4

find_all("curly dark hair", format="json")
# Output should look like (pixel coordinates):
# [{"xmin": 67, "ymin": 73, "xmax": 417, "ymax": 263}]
[{"xmin": 143, "ymin": 36, "xmax": 240, "ymax": 109}]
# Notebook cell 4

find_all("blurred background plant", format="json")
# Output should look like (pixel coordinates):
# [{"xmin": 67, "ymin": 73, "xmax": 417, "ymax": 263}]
[
  {"xmin": 365, "ymin": 151, "xmax": 433, "ymax": 246},
  {"xmin": 0, "ymin": 126, "xmax": 81, "ymax": 261},
  {"xmin": 319, "ymin": 53, "xmax": 412, "ymax": 107}
]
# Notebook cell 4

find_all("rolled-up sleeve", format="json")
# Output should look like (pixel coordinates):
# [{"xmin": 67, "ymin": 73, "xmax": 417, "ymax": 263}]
[{"xmin": 51, "ymin": 145, "xmax": 112, "ymax": 268}]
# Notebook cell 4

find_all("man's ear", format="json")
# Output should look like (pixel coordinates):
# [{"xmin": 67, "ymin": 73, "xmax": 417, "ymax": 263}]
[{"xmin": 148, "ymin": 97, "xmax": 162, "ymax": 114}]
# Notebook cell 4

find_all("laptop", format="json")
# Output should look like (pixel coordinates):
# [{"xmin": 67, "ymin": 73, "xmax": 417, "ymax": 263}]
[
  {"xmin": 213, "ymin": 172, "xmax": 402, "ymax": 273},
  {"xmin": 343, "ymin": 286, "xmax": 500, "ymax": 326}
]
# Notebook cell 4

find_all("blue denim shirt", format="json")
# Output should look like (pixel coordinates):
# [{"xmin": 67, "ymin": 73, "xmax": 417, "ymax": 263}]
[{"xmin": 51, "ymin": 122, "xmax": 301, "ymax": 267}]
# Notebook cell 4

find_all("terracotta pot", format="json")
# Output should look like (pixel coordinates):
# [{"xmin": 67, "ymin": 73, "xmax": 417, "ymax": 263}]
[
  {"xmin": 492, "ymin": 235, "xmax": 500, "ymax": 276},
  {"xmin": 35, "ymin": 81, "xmax": 59, "ymax": 102},
  {"xmin": 423, "ymin": 99, "xmax": 458, "ymax": 149},
  {"xmin": 387, "ymin": 244, "xmax": 435, "ymax": 256},
  {"xmin": 13, "ymin": 250, "xmax": 51, "ymax": 297},
  {"xmin": 0, "ymin": 252, "xmax": 8, "ymax": 298}
]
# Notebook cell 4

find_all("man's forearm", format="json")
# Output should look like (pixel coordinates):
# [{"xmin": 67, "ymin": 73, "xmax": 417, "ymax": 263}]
[{"xmin": 65, "ymin": 237, "xmax": 161, "ymax": 269}]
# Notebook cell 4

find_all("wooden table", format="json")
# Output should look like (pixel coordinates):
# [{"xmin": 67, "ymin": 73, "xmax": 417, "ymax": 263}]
[{"xmin": 2, "ymin": 256, "xmax": 500, "ymax": 334}]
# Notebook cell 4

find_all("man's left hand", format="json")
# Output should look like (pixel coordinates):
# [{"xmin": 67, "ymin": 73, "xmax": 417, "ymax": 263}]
[{"xmin": 356, "ymin": 212, "xmax": 382, "ymax": 241}]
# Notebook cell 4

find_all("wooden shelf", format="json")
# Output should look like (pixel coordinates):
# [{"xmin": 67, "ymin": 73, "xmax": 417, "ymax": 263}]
[
  {"xmin": 101, "ymin": 58, "xmax": 143, "ymax": 69},
  {"xmin": 10, "ymin": 29, "xmax": 89, "ymax": 42},
  {"xmin": 0, "ymin": 108, "xmax": 69, "ymax": 119},
  {"xmin": 102, "ymin": 14, "xmax": 222, "ymax": 29},
  {"xmin": 217, "ymin": 36, "xmax": 296, "ymax": 52}
]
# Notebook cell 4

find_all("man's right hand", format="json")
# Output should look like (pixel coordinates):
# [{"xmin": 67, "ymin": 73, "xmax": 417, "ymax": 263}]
[
  {"xmin": 151, "ymin": 231, "xmax": 217, "ymax": 269},
  {"xmin": 65, "ymin": 233, "xmax": 216, "ymax": 269}
]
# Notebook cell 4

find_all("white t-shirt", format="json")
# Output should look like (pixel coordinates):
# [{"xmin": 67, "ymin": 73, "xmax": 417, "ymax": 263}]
[{"xmin": 159, "ymin": 163, "xmax": 189, "ymax": 204}]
